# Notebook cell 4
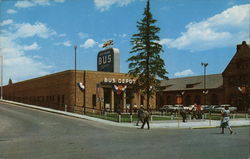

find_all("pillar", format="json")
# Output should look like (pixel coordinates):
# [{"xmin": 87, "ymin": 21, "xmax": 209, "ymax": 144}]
[
  {"xmin": 111, "ymin": 88, "xmax": 114, "ymax": 112},
  {"xmin": 123, "ymin": 91, "xmax": 126, "ymax": 112}
]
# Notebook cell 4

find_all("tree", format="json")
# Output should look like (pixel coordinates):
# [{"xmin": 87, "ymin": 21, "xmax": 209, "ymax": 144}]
[
  {"xmin": 127, "ymin": 0, "xmax": 168, "ymax": 110},
  {"xmin": 8, "ymin": 78, "xmax": 13, "ymax": 85}
]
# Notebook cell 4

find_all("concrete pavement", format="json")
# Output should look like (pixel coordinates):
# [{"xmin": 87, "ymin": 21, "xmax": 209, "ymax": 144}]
[{"xmin": 1, "ymin": 99, "xmax": 249, "ymax": 129}]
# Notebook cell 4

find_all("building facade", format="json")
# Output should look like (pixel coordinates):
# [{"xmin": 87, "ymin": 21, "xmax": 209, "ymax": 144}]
[
  {"xmin": 3, "ymin": 41, "xmax": 250, "ymax": 113},
  {"xmin": 156, "ymin": 41, "xmax": 250, "ymax": 111},
  {"xmin": 3, "ymin": 70, "xmax": 155, "ymax": 114}
]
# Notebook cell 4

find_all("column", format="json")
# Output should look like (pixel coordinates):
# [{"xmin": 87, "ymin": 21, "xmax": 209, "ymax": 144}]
[
  {"xmin": 123, "ymin": 91, "xmax": 126, "ymax": 112},
  {"xmin": 111, "ymin": 88, "xmax": 114, "ymax": 112}
]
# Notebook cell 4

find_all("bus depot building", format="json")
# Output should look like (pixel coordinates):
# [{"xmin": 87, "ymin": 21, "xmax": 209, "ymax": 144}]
[
  {"xmin": 3, "ymin": 41, "xmax": 250, "ymax": 113},
  {"xmin": 3, "ymin": 70, "xmax": 156, "ymax": 114}
]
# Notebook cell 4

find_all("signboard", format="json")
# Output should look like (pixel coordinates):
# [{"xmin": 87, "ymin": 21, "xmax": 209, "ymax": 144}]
[{"xmin": 97, "ymin": 48, "xmax": 120, "ymax": 73}]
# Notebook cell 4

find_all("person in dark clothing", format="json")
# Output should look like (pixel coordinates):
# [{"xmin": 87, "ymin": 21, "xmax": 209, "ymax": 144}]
[
  {"xmin": 141, "ymin": 110, "xmax": 150, "ymax": 130},
  {"xmin": 180, "ymin": 106, "xmax": 187, "ymax": 122},
  {"xmin": 136, "ymin": 106, "xmax": 144, "ymax": 126}
]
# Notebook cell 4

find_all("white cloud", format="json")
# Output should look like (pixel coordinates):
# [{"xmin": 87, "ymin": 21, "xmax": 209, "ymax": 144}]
[
  {"xmin": 23, "ymin": 42, "xmax": 40, "ymax": 51},
  {"xmin": 160, "ymin": 4, "xmax": 250, "ymax": 52},
  {"xmin": 7, "ymin": 9, "xmax": 17, "ymax": 14},
  {"xmin": 174, "ymin": 69, "xmax": 194, "ymax": 77},
  {"xmin": 0, "ymin": 36, "xmax": 50, "ymax": 83},
  {"xmin": 114, "ymin": 33, "xmax": 127, "ymax": 38},
  {"xmin": 78, "ymin": 32, "xmax": 89, "ymax": 39},
  {"xmin": 14, "ymin": 22, "xmax": 57, "ymax": 39},
  {"xmin": 94, "ymin": 0, "xmax": 135, "ymax": 11},
  {"xmin": 54, "ymin": 0, "xmax": 65, "ymax": 3},
  {"xmin": 0, "ymin": 19, "xmax": 13, "ymax": 26},
  {"xmin": 0, "ymin": 20, "xmax": 57, "ymax": 83},
  {"xmin": 80, "ymin": 39, "xmax": 98, "ymax": 49},
  {"xmin": 54, "ymin": 40, "xmax": 72, "ymax": 47},
  {"xmin": 63, "ymin": 41, "xmax": 72, "ymax": 47},
  {"xmin": 14, "ymin": 0, "xmax": 64, "ymax": 8},
  {"xmin": 15, "ymin": 1, "xmax": 35, "ymax": 8}
]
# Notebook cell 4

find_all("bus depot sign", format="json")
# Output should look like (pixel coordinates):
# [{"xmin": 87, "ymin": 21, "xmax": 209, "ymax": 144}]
[
  {"xmin": 103, "ymin": 77, "xmax": 136, "ymax": 85},
  {"xmin": 97, "ymin": 48, "xmax": 120, "ymax": 73}
]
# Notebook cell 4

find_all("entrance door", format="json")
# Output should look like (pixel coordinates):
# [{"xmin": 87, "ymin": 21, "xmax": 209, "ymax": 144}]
[{"xmin": 114, "ymin": 92, "xmax": 123, "ymax": 113}]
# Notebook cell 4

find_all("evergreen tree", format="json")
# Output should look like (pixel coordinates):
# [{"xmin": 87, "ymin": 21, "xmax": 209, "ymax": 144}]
[
  {"xmin": 127, "ymin": 0, "xmax": 168, "ymax": 110},
  {"xmin": 8, "ymin": 78, "xmax": 13, "ymax": 85}
]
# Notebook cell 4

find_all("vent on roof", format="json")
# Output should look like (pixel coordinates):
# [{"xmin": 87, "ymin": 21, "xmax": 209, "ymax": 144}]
[
  {"xmin": 186, "ymin": 84, "xmax": 194, "ymax": 88},
  {"xmin": 186, "ymin": 82, "xmax": 201, "ymax": 88}
]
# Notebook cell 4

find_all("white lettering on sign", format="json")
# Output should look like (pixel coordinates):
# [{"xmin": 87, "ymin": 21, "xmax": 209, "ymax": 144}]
[
  {"xmin": 98, "ymin": 55, "xmax": 112, "ymax": 65},
  {"xmin": 103, "ymin": 78, "xmax": 136, "ymax": 84}
]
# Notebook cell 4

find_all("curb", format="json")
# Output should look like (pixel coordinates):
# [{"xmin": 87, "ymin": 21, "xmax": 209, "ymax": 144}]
[{"xmin": 1, "ymin": 100, "xmax": 249, "ymax": 129}]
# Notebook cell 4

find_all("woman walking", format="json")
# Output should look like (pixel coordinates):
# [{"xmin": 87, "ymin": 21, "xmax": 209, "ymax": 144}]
[{"xmin": 220, "ymin": 106, "xmax": 233, "ymax": 134}]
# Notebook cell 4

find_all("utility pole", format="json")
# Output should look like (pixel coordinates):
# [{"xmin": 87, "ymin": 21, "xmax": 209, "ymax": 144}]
[
  {"xmin": 74, "ymin": 45, "xmax": 77, "ymax": 111},
  {"xmin": 0, "ymin": 56, "xmax": 3, "ymax": 100}
]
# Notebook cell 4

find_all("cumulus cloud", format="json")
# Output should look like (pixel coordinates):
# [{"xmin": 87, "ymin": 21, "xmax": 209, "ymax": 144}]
[
  {"xmin": 7, "ymin": 9, "xmax": 17, "ymax": 14},
  {"xmin": 0, "ymin": 20, "xmax": 56, "ymax": 83},
  {"xmin": 14, "ymin": 0, "xmax": 65, "ymax": 8},
  {"xmin": 160, "ymin": 4, "xmax": 250, "ymax": 52},
  {"xmin": 174, "ymin": 69, "xmax": 194, "ymax": 77},
  {"xmin": 80, "ymin": 39, "xmax": 98, "ymax": 49},
  {"xmin": 0, "ymin": 36, "xmax": 50, "ymax": 83},
  {"xmin": 14, "ymin": 22, "xmax": 57, "ymax": 39},
  {"xmin": 94, "ymin": 0, "xmax": 135, "ymax": 11},
  {"xmin": 23, "ymin": 42, "xmax": 41, "ymax": 51},
  {"xmin": 78, "ymin": 32, "xmax": 89, "ymax": 39},
  {"xmin": 0, "ymin": 19, "xmax": 13, "ymax": 26},
  {"xmin": 54, "ymin": 40, "xmax": 72, "ymax": 47}
]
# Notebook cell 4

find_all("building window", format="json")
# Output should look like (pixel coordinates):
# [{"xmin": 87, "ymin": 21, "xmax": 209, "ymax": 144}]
[
  {"xmin": 92, "ymin": 94, "xmax": 96, "ymax": 107},
  {"xmin": 61, "ymin": 95, "xmax": 65, "ymax": 106},
  {"xmin": 194, "ymin": 95, "xmax": 201, "ymax": 105},
  {"xmin": 186, "ymin": 95, "xmax": 191, "ymax": 106},
  {"xmin": 140, "ymin": 95, "xmax": 144, "ymax": 106},
  {"xmin": 211, "ymin": 94, "xmax": 219, "ymax": 105},
  {"xmin": 166, "ymin": 96, "xmax": 171, "ymax": 105}
]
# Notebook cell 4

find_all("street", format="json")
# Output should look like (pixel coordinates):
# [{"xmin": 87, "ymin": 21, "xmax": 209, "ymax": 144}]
[{"xmin": 0, "ymin": 102, "xmax": 249, "ymax": 159}]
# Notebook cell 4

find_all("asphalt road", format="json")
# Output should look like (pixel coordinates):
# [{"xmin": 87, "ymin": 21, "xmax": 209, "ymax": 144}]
[{"xmin": 0, "ymin": 102, "xmax": 249, "ymax": 159}]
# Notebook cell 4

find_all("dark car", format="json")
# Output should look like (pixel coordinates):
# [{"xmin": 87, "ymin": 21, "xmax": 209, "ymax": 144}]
[{"xmin": 159, "ymin": 105, "xmax": 172, "ymax": 112}]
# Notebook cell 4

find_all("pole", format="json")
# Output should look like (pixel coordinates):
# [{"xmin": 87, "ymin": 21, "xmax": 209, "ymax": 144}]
[
  {"xmin": 0, "ymin": 56, "xmax": 3, "ymax": 100},
  {"xmin": 201, "ymin": 62, "xmax": 209, "ymax": 125},
  {"xmin": 74, "ymin": 45, "xmax": 77, "ymax": 111}
]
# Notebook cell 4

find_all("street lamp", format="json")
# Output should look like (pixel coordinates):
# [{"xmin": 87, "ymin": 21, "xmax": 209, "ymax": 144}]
[
  {"xmin": 201, "ymin": 62, "xmax": 208, "ymax": 105},
  {"xmin": 74, "ymin": 45, "xmax": 77, "ymax": 110},
  {"xmin": 0, "ymin": 56, "xmax": 3, "ymax": 100}
]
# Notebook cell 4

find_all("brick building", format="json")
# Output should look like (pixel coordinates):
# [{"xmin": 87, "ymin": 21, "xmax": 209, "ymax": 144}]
[
  {"xmin": 3, "ymin": 41, "xmax": 250, "ymax": 113},
  {"xmin": 3, "ymin": 70, "xmax": 155, "ymax": 114},
  {"xmin": 157, "ymin": 41, "xmax": 250, "ymax": 111}
]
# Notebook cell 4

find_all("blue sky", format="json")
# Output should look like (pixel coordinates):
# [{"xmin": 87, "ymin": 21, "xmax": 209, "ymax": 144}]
[{"xmin": 0, "ymin": 0, "xmax": 249, "ymax": 84}]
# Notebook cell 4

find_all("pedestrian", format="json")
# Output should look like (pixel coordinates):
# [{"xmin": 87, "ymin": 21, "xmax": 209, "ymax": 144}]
[
  {"xmin": 136, "ymin": 105, "xmax": 144, "ymax": 126},
  {"xmin": 196, "ymin": 104, "xmax": 202, "ymax": 119},
  {"xmin": 191, "ymin": 104, "xmax": 197, "ymax": 119},
  {"xmin": 141, "ymin": 110, "xmax": 150, "ymax": 130},
  {"xmin": 180, "ymin": 106, "xmax": 187, "ymax": 122},
  {"xmin": 220, "ymin": 106, "xmax": 233, "ymax": 134}
]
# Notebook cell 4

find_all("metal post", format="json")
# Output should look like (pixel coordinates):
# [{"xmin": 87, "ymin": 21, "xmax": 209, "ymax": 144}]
[
  {"xmin": 74, "ymin": 46, "xmax": 77, "ymax": 111},
  {"xmin": 0, "ymin": 56, "xmax": 3, "ymax": 100},
  {"xmin": 201, "ymin": 62, "xmax": 209, "ymax": 125}
]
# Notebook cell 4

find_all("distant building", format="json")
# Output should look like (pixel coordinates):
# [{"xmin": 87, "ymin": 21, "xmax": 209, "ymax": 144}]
[{"xmin": 157, "ymin": 41, "xmax": 250, "ymax": 111}]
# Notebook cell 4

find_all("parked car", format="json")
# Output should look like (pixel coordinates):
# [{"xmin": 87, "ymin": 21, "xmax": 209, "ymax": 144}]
[
  {"xmin": 159, "ymin": 105, "xmax": 172, "ymax": 112},
  {"xmin": 214, "ymin": 104, "xmax": 237, "ymax": 113},
  {"xmin": 159, "ymin": 105, "xmax": 180, "ymax": 113}
]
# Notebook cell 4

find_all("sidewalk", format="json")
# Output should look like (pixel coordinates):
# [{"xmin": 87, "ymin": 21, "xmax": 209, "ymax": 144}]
[{"xmin": 1, "ymin": 100, "xmax": 249, "ymax": 129}]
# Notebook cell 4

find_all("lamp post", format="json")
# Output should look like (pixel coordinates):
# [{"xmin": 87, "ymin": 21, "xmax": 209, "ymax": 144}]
[
  {"xmin": 201, "ymin": 62, "xmax": 209, "ymax": 125},
  {"xmin": 201, "ymin": 62, "xmax": 208, "ymax": 105},
  {"xmin": 74, "ymin": 45, "xmax": 77, "ymax": 111},
  {"xmin": 0, "ymin": 56, "xmax": 3, "ymax": 100},
  {"xmin": 238, "ymin": 86, "xmax": 249, "ymax": 116}
]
